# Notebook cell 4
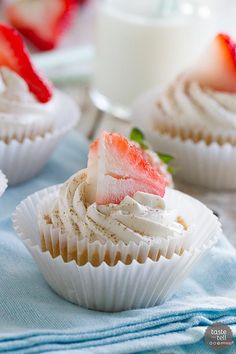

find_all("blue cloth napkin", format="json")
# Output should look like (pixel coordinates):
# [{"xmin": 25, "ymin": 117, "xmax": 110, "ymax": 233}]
[{"xmin": 0, "ymin": 131, "xmax": 236, "ymax": 354}]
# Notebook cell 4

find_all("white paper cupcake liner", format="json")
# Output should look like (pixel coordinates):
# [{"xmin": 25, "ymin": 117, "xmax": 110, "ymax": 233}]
[
  {"xmin": 35, "ymin": 185, "xmax": 221, "ymax": 265},
  {"xmin": 0, "ymin": 170, "xmax": 7, "ymax": 197},
  {"xmin": 0, "ymin": 115, "xmax": 54, "ymax": 143},
  {"xmin": 13, "ymin": 186, "xmax": 220, "ymax": 311},
  {"xmin": 0, "ymin": 91, "xmax": 79, "ymax": 185},
  {"xmin": 132, "ymin": 88, "xmax": 236, "ymax": 190},
  {"xmin": 153, "ymin": 120, "xmax": 236, "ymax": 146},
  {"xmin": 143, "ymin": 130, "xmax": 236, "ymax": 190},
  {"xmin": 20, "ymin": 241, "xmax": 212, "ymax": 312}
]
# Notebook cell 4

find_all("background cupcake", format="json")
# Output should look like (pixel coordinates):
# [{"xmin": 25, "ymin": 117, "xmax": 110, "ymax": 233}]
[
  {"xmin": 14, "ymin": 132, "xmax": 221, "ymax": 311},
  {"xmin": 0, "ymin": 170, "xmax": 7, "ymax": 197},
  {"xmin": 153, "ymin": 34, "xmax": 236, "ymax": 145},
  {"xmin": 0, "ymin": 67, "xmax": 55, "ymax": 143},
  {"xmin": 0, "ymin": 23, "xmax": 79, "ymax": 185},
  {"xmin": 133, "ymin": 33, "xmax": 236, "ymax": 190}
]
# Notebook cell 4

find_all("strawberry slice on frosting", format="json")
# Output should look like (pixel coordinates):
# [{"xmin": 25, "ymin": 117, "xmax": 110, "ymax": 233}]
[
  {"xmin": 86, "ymin": 132, "xmax": 166, "ymax": 205},
  {"xmin": 5, "ymin": 0, "xmax": 78, "ymax": 51},
  {"xmin": 0, "ymin": 23, "xmax": 53, "ymax": 103},
  {"xmin": 185, "ymin": 33, "xmax": 236, "ymax": 93}
]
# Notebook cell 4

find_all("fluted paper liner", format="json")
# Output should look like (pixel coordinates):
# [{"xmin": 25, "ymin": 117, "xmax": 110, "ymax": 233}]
[
  {"xmin": 0, "ymin": 117, "xmax": 54, "ymax": 143},
  {"xmin": 0, "ymin": 91, "xmax": 79, "ymax": 185},
  {"xmin": 132, "ymin": 88, "xmax": 236, "ymax": 190},
  {"xmin": 152, "ymin": 115, "xmax": 236, "ymax": 146},
  {"xmin": 0, "ymin": 170, "xmax": 7, "ymax": 197},
  {"xmin": 35, "ymin": 185, "xmax": 220, "ymax": 265},
  {"xmin": 13, "ymin": 185, "xmax": 220, "ymax": 311}
]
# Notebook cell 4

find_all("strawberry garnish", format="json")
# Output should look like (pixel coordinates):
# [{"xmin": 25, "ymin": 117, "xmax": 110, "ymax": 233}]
[
  {"xmin": 78, "ymin": 0, "xmax": 88, "ymax": 4},
  {"xmin": 185, "ymin": 33, "xmax": 236, "ymax": 93},
  {"xmin": 5, "ymin": 0, "xmax": 78, "ymax": 51},
  {"xmin": 0, "ymin": 23, "xmax": 52, "ymax": 103},
  {"xmin": 129, "ymin": 127, "xmax": 175, "ymax": 185},
  {"xmin": 86, "ymin": 132, "xmax": 166, "ymax": 205}
]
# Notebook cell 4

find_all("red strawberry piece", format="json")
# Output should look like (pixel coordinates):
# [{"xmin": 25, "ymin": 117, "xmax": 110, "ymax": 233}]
[
  {"xmin": 141, "ymin": 149, "xmax": 173, "ymax": 187},
  {"xmin": 185, "ymin": 33, "xmax": 236, "ymax": 93},
  {"xmin": 78, "ymin": 0, "xmax": 88, "ymax": 5},
  {"xmin": 0, "ymin": 23, "xmax": 52, "ymax": 103},
  {"xmin": 86, "ymin": 132, "xmax": 166, "ymax": 205},
  {"xmin": 5, "ymin": 0, "xmax": 78, "ymax": 51}
]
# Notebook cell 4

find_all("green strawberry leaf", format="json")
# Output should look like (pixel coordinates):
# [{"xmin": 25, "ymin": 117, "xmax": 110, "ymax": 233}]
[
  {"xmin": 167, "ymin": 166, "xmax": 176, "ymax": 175},
  {"xmin": 139, "ymin": 141, "xmax": 149, "ymax": 150},
  {"xmin": 129, "ymin": 127, "xmax": 145, "ymax": 144},
  {"xmin": 157, "ymin": 152, "xmax": 174, "ymax": 164}
]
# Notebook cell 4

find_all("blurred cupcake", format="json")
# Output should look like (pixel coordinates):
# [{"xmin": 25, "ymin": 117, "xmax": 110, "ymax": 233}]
[
  {"xmin": 153, "ymin": 33, "xmax": 236, "ymax": 145},
  {"xmin": 0, "ymin": 23, "xmax": 79, "ymax": 185},
  {"xmin": 14, "ymin": 132, "xmax": 221, "ymax": 311},
  {"xmin": 133, "ymin": 34, "xmax": 236, "ymax": 189},
  {"xmin": 0, "ymin": 170, "xmax": 7, "ymax": 197}
]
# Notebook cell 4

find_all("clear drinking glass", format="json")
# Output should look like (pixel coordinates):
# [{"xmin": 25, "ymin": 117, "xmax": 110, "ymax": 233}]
[{"xmin": 91, "ymin": 0, "xmax": 216, "ymax": 120}]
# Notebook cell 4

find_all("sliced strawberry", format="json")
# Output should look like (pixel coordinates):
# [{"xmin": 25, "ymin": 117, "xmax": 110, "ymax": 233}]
[
  {"xmin": 185, "ymin": 33, "xmax": 236, "ymax": 92},
  {"xmin": 78, "ymin": 0, "xmax": 88, "ymax": 5},
  {"xmin": 86, "ymin": 132, "xmax": 166, "ymax": 205},
  {"xmin": 0, "ymin": 23, "xmax": 52, "ymax": 103},
  {"xmin": 141, "ymin": 150, "xmax": 173, "ymax": 187},
  {"xmin": 6, "ymin": 0, "xmax": 78, "ymax": 51}
]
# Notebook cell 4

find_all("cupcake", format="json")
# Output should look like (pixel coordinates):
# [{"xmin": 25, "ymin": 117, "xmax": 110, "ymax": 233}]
[
  {"xmin": 0, "ymin": 67, "xmax": 56, "ymax": 143},
  {"xmin": 0, "ymin": 170, "xmax": 7, "ymax": 197},
  {"xmin": 14, "ymin": 132, "xmax": 221, "ymax": 311},
  {"xmin": 133, "ymin": 33, "xmax": 236, "ymax": 189},
  {"xmin": 0, "ymin": 23, "xmax": 79, "ymax": 185}
]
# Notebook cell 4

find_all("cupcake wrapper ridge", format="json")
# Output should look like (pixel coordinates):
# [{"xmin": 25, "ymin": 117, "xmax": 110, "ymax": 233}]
[
  {"xmin": 13, "ymin": 185, "xmax": 220, "ymax": 311},
  {"xmin": 36, "ymin": 187, "xmax": 221, "ymax": 266}
]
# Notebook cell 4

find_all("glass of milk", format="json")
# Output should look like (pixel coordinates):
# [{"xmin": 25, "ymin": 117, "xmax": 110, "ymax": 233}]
[{"xmin": 91, "ymin": 0, "xmax": 216, "ymax": 119}]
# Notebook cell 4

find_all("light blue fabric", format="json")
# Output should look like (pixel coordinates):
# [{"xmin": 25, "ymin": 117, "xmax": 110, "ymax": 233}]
[{"xmin": 0, "ymin": 131, "xmax": 236, "ymax": 354}]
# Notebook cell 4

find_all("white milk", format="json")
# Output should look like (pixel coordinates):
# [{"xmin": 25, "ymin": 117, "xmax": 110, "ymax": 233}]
[{"xmin": 92, "ymin": 0, "xmax": 216, "ymax": 118}]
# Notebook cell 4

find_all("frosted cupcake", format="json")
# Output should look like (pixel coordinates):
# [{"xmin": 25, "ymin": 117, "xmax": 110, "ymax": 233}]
[
  {"xmin": 0, "ymin": 170, "xmax": 7, "ymax": 197},
  {"xmin": 39, "ymin": 131, "xmax": 184, "ymax": 265},
  {"xmin": 0, "ymin": 23, "xmax": 79, "ymax": 184},
  {"xmin": 153, "ymin": 33, "xmax": 236, "ymax": 145},
  {"xmin": 0, "ymin": 67, "xmax": 56, "ymax": 143},
  {"xmin": 133, "ymin": 34, "xmax": 236, "ymax": 189},
  {"xmin": 14, "ymin": 132, "xmax": 220, "ymax": 311}
]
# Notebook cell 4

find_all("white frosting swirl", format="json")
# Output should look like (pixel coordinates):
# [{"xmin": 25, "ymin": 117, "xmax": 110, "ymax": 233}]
[
  {"xmin": 154, "ymin": 76, "xmax": 236, "ymax": 131},
  {"xmin": 47, "ymin": 170, "xmax": 186, "ymax": 244},
  {"xmin": 0, "ymin": 67, "xmax": 57, "ymax": 141}
]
